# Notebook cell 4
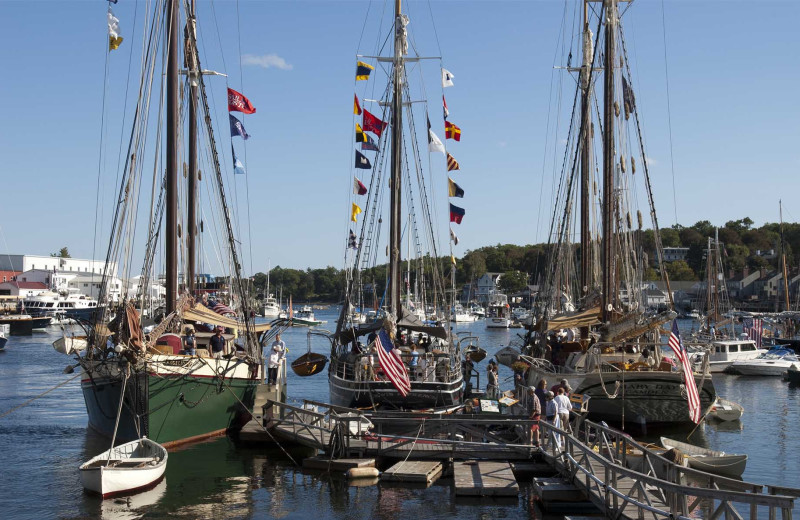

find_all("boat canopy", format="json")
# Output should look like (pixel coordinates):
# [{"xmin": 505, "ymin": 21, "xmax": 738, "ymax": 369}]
[
  {"xmin": 545, "ymin": 306, "xmax": 602, "ymax": 332},
  {"xmin": 184, "ymin": 304, "xmax": 271, "ymax": 333},
  {"xmin": 335, "ymin": 308, "xmax": 448, "ymax": 344}
]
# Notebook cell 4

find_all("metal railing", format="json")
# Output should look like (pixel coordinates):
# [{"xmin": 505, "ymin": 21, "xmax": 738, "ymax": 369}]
[{"xmin": 538, "ymin": 418, "xmax": 797, "ymax": 520}]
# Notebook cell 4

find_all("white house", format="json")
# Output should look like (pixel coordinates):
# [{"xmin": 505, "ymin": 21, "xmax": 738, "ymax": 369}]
[
  {"xmin": 68, "ymin": 274, "xmax": 124, "ymax": 303},
  {"xmin": 0, "ymin": 281, "xmax": 49, "ymax": 298},
  {"xmin": 0, "ymin": 254, "xmax": 117, "ymax": 277},
  {"xmin": 663, "ymin": 247, "xmax": 690, "ymax": 262},
  {"xmin": 125, "ymin": 275, "xmax": 166, "ymax": 302},
  {"xmin": 475, "ymin": 273, "xmax": 503, "ymax": 304}
]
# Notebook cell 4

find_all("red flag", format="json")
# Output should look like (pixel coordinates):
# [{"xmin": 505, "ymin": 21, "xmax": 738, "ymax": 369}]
[
  {"xmin": 445, "ymin": 121, "xmax": 461, "ymax": 141},
  {"xmin": 227, "ymin": 88, "xmax": 256, "ymax": 114},
  {"xmin": 354, "ymin": 94, "xmax": 362, "ymax": 115},
  {"xmin": 363, "ymin": 109, "xmax": 387, "ymax": 137},
  {"xmin": 443, "ymin": 95, "xmax": 449, "ymax": 120},
  {"xmin": 353, "ymin": 177, "xmax": 367, "ymax": 195}
]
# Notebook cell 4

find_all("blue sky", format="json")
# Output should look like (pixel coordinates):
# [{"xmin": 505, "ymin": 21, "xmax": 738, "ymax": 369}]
[{"xmin": 0, "ymin": 0, "xmax": 798, "ymax": 277}]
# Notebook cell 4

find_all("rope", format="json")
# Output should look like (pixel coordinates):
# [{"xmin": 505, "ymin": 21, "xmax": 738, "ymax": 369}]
[
  {"xmin": 108, "ymin": 366, "xmax": 130, "ymax": 459},
  {"xmin": 391, "ymin": 420, "xmax": 425, "ymax": 472},
  {"xmin": 195, "ymin": 357, "xmax": 299, "ymax": 466},
  {"xmin": 0, "ymin": 373, "xmax": 81, "ymax": 419}
]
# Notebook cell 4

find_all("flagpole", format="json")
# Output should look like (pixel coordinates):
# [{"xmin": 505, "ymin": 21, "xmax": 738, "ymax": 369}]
[
  {"xmin": 579, "ymin": 0, "xmax": 591, "ymax": 344},
  {"xmin": 165, "ymin": 0, "xmax": 179, "ymax": 314}
]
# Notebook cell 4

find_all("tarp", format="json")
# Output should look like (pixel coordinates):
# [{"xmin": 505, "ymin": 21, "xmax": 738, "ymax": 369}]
[
  {"xmin": 545, "ymin": 306, "xmax": 602, "ymax": 332},
  {"xmin": 184, "ymin": 304, "xmax": 270, "ymax": 332}
]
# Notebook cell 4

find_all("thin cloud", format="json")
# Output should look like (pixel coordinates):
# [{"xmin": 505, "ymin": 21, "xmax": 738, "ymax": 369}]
[
  {"xmin": 645, "ymin": 156, "xmax": 657, "ymax": 166},
  {"xmin": 498, "ymin": 141, "xmax": 507, "ymax": 148},
  {"xmin": 242, "ymin": 53, "xmax": 293, "ymax": 71}
]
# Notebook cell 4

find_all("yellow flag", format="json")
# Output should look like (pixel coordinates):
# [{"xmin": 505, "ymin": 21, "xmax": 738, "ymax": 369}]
[
  {"xmin": 451, "ymin": 254, "xmax": 457, "ymax": 266},
  {"xmin": 109, "ymin": 35, "xmax": 123, "ymax": 51},
  {"xmin": 351, "ymin": 203, "xmax": 362, "ymax": 222}
]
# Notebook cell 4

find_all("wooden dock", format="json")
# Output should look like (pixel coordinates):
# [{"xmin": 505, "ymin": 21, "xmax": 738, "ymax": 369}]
[
  {"xmin": 453, "ymin": 461, "xmax": 519, "ymax": 497},
  {"xmin": 382, "ymin": 460, "xmax": 442, "ymax": 484},
  {"xmin": 302, "ymin": 456, "xmax": 375, "ymax": 471}
]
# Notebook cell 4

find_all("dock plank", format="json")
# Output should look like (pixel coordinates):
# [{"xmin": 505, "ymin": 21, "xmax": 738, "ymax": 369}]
[
  {"xmin": 303, "ymin": 457, "xmax": 375, "ymax": 471},
  {"xmin": 382, "ymin": 460, "xmax": 442, "ymax": 483},
  {"xmin": 454, "ymin": 461, "xmax": 519, "ymax": 497}
]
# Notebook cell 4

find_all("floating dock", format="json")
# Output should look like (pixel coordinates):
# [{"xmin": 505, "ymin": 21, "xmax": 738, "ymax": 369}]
[
  {"xmin": 453, "ymin": 461, "xmax": 519, "ymax": 497},
  {"xmin": 382, "ymin": 460, "xmax": 442, "ymax": 484}
]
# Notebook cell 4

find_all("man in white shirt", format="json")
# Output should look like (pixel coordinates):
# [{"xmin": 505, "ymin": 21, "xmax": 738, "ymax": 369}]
[
  {"xmin": 268, "ymin": 334, "xmax": 286, "ymax": 385},
  {"xmin": 553, "ymin": 387, "xmax": 572, "ymax": 434}
]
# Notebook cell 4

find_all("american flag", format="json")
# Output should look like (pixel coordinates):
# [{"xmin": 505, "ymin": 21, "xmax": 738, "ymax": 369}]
[
  {"xmin": 209, "ymin": 299, "xmax": 235, "ymax": 316},
  {"xmin": 374, "ymin": 329, "xmax": 410, "ymax": 396},
  {"xmin": 668, "ymin": 320, "xmax": 702, "ymax": 423},
  {"xmin": 743, "ymin": 318, "xmax": 763, "ymax": 349}
]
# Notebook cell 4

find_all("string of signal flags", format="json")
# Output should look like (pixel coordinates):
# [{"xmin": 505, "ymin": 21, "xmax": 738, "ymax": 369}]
[{"xmin": 349, "ymin": 61, "xmax": 466, "ymax": 260}]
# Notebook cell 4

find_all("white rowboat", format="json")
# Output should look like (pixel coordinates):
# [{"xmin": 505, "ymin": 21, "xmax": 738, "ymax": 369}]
[
  {"xmin": 53, "ymin": 335, "xmax": 88, "ymax": 355},
  {"xmin": 660, "ymin": 436, "xmax": 747, "ymax": 479},
  {"xmin": 80, "ymin": 437, "xmax": 167, "ymax": 498},
  {"xmin": 708, "ymin": 397, "xmax": 744, "ymax": 422}
]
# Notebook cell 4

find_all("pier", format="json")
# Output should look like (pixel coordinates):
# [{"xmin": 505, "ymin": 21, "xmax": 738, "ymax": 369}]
[{"xmin": 242, "ymin": 394, "xmax": 800, "ymax": 519}]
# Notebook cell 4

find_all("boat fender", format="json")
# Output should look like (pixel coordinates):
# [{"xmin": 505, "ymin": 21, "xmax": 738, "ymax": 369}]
[{"xmin": 346, "ymin": 467, "xmax": 380, "ymax": 479}]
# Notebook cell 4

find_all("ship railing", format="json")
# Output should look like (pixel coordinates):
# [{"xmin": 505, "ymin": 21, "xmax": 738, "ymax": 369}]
[{"xmin": 538, "ymin": 418, "xmax": 799, "ymax": 520}]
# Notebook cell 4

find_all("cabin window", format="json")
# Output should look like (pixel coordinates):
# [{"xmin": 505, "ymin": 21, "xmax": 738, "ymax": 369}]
[
  {"xmin": 742, "ymin": 344, "xmax": 755, "ymax": 351},
  {"xmin": 715, "ymin": 346, "xmax": 721, "ymax": 353},
  {"xmin": 729, "ymin": 345, "xmax": 739, "ymax": 353},
  {"xmin": 84, "ymin": 283, "xmax": 88, "ymax": 287}
]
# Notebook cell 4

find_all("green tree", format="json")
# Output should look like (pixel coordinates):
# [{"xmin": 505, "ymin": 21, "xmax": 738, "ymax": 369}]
[
  {"xmin": 660, "ymin": 228, "xmax": 681, "ymax": 248},
  {"xmin": 498, "ymin": 270, "xmax": 528, "ymax": 293},
  {"xmin": 665, "ymin": 260, "xmax": 696, "ymax": 281},
  {"xmin": 51, "ymin": 247, "xmax": 70, "ymax": 258}
]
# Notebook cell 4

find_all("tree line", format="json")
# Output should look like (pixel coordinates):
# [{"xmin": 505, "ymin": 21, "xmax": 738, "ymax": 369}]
[{"xmin": 248, "ymin": 217, "xmax": 799, "ymax": 302}]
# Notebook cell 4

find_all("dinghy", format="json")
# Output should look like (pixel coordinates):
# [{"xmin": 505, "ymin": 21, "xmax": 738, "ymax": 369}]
[
  {"xmin": 80, "ymin": 437, "xmax": 167, "ymax": 498},
  {"xmin": 494, "ymin": 346, "xmax": 520, "ymax": 367},
  {"xmin": 464, "ymin": 345, "xmax": 487, "ymax": 363},
  {"xmin": 660, "ymin": 437, "xmax": 747, "ymax": 479},
  {"xmin": 291, "ymin": 352, "xmax": 328, "ymax": 377},
  {"xmin": 708, "ymin": 397, "xmax": 743, "ymax": 422},
  {"xmin": 53, "ymin": 334, "xmax": 88, "ymax": 355}
]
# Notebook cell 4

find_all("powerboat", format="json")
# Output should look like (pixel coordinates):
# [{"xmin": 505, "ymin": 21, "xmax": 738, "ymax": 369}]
[
  {"xmin": 486, "ymin": 295, "xmax": 511, "ymax": 329},
  {"xmin": 726, "ymin": 348, "xmax": 799, "ymax": 376},
  {"xmin": 262, "ymin": 294, "xmax": 282, "ymax": 318},
  {"xmin": 451, "ymin": 303, "xmax": 477, "ymax": 323},
  {"xmin": 694, "ymin": 339, "xmax": 766, "ymax": 373},
  {"xmin": 292, "ymin": 306, "xmax": 324, "ymax": 327},
  {"xmin": 23, "ymin": 289, "xmax": 101, "ymax": 321}
]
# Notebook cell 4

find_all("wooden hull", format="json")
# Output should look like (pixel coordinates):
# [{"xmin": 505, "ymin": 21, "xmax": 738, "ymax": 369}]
[
  {"xmin": 291, "ymin": 353, "xmax": 328, "ymax": 376},
  {"xmin": 80, "ymin": 438, "xmax": 167, "ymax": 498}
]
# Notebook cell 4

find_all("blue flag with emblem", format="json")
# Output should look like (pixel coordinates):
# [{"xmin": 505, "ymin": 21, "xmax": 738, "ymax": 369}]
[{"xmin": 229, "ymin": 114, "xmax": 250, "ymax": 140}]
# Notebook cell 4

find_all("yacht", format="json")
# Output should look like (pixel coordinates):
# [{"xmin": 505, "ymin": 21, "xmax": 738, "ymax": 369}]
[
  {"xmin": 451, "ymin": 303, "xmax": 477, "ymax": 323},
  {"xmin": 694, "ymin": 338, "xmax": 766, "ymax": 373},
  {"xmin": 486, "ymin": 294, "xmax": 511, "ymax": 328},
  {"xmin": 469, "ymin": 304, "xmax": 485, "ymax": 319},
  {"xmin": 23, "ymin": 290, "xmax": 100, "ymax": 321},
  {"xmin": 261, "ymin": 294, "xmax": 282, "ymax": 318},
  {"xmin": 727, "ymin": 348, "xmax": 799, "ymax": 376}
]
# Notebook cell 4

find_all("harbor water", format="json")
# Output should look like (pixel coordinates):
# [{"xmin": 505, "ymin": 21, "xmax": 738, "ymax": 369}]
[{"xmin": 0, "ymin": 312, "xmax": 797, "ymax": 518}]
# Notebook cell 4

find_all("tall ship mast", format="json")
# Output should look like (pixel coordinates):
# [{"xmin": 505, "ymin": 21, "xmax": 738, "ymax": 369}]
[
  {"xmin": 520, "ymin": 0, "xmax": 715, "ymax": 428},
  {"xmin": 326, "ymin": 0, "xmax": 465, "ymax": 410},
  {"xmin": 75, "ymin": 0, "xmax": 264, "ymax": 446}
]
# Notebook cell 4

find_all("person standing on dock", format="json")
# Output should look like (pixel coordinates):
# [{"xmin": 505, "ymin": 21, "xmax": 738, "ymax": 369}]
[
  {"xmin": 486, "ymin": 362, "xmax": 499, "ymax": 399},
  {"xmin": 535, "ymin": 379, "xmax": 548, "ymax": 413},
  {"xmin": 554, "ymin": 387, "xmax": 572, "ymax": 434},
  {"xmin": 527, "ymin": 387, "xmax": 541, "ymax": 446},
  {"xmin": 268, "ymin": 334, "xmax": 286, "ymax": 385}
]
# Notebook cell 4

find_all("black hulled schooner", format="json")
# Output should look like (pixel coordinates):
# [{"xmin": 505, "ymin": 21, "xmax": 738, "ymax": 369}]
[{"xmin": 327, "ymin": 0, "xmax": 464, "ymax": 410}]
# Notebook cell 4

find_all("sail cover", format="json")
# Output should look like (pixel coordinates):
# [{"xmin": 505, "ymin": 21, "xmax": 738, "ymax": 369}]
[{"xmin": 545, "ymin": 306, "xmax": 602, "ymax": 332}]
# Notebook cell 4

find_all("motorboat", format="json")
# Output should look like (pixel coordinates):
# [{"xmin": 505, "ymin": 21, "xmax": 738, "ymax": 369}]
[
  {"xmin": 486, "ymin": 294, "xmax": 511, "ymax": 329},
  {"xmin": 660, "ymin": 437, "xmax": 747, "ymax": 479},
  {"xmin": 0, "ymin": 324, "xmax": 8, "ymax": 351},
  {"xmin": 292, "ymin": 306, "xmax": 324, "ymax": 327},
  {"xmin": 451, "ymin": 303, "xmax": 477, "ymax": 323},
  {"xmin": 262, "ymin": 294, "xmax": 282, "ymax": 318},
  {"xmin": 726, "ymin": 348, "xmax": 799, "ymax": 376},
  {"xmin": 79, "ymin": 437, "xmax": 167, "ymax": 498},
  {"xmin": 694, "ymin": 339, "xmax": 766, "ymax": 373},
  {"xmin": 469, "ymin": 304, "xmax": 485, "ymax": 319},
  {"xmin": 23, "ymin": 289, "xmax": 101, "ymax": 321},
  {"xmin": 708, "ymin": 397, "xmax": 743, "ymax": 422}
]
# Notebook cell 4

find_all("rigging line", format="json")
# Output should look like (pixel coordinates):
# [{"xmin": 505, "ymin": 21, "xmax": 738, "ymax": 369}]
[
  {"xmin": 425, "ymin": 0, "xmax": 443, "ymax": 57},
  {"xmin": 93, "ymin": 5, "xmax": 113, "ymax": 296},
  {"xmin": 660, "ymin": 0, "xmax": 679, "ymax": 226},
  {"xmin": 355, "ymin": 0, "xmax": 373, "ymax": 51},
  {"xmin": 235, "ymin": 0, "xmax": 255, "ymax": 279}
]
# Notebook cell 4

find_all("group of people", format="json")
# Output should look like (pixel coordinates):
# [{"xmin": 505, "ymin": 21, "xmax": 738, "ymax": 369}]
[
  {"xmin": 181, "ymin": 325, "xmax": 227, "ymax": 359},
  {"xmin": 527, "ymin": 377, "xmax": 573, "ymax": 445}
]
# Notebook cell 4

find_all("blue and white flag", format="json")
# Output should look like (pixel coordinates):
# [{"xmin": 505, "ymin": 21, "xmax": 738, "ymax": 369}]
[
  {"xmin": 232, "ymin": 145, "xmax": 246, "ymax": 175},
  {"xmin": 229, "ymin": 114, "xmax": 250, "ymax": 140}
]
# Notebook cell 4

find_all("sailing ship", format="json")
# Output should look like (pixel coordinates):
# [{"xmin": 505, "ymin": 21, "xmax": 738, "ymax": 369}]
[
  {"xmin": 327, "ymin": 0, "xmax": 464, "ymax": 410},
  {"xmin": 76, "ymin": 0, "xmax": 263, "ymax": 446},
  {"xmin": 521, "ymin": 0, "xmax": 715, "ymax": 427}
]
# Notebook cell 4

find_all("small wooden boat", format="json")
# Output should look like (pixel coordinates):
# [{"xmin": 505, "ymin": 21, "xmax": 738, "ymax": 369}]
[
  {"xmin": 291, "ymin": 352, "xmax": 328, "ymax": 376},
  {"xmin": 80, "ymin": 437, "xmax": 167, "ymax": 498},
  {"xmin": 494, "ymin": 346, "xmax": 520, "ymax": 367},
  {"xmin": 660, "ymin": 437, "xmax": 747, "ymax": 479},
  {"xmin": 464, "ymin": 345, "xmax": 487, "ymax": 363},
  {"xmin": 708, "ymin": 397, "xmax": 744, "ymax": 422},
  {"xmin": 53, "ymin": 334, "xmax": 88, "ymax": 355}
]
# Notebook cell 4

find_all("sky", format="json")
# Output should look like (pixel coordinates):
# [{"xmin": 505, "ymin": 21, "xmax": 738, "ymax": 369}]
[{"xmin": 0, "ymin": 0, "xmax": 798, "ymax": 278}]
